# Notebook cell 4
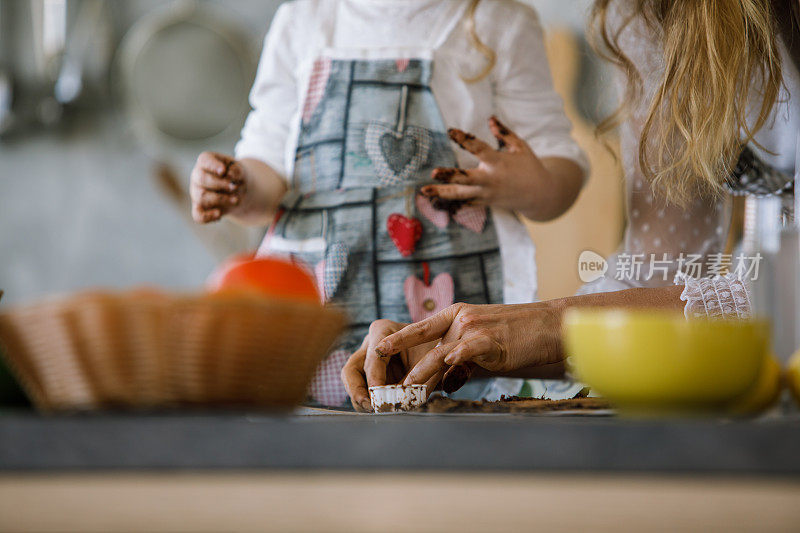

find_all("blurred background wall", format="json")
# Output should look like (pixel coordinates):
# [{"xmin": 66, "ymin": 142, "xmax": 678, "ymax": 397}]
[{"xmin": 0, "ymin": 0, "xmax": 619, "ymax": 305}]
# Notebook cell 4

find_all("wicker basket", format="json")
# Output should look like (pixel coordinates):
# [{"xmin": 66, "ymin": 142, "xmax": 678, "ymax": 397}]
[{"xmin": 0, "ymin": 290, "xmax": 346, "ymax": 411}]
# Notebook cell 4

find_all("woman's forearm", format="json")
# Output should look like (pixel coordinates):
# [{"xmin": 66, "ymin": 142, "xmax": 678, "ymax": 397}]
[
  {"xmin": 227, "ymin": 158, "xmax": 288, "ymax": 226},
  {"xmin": 553, "ymin": 285, "xmax": 686, "ymax": 313},
  {"xmin": 489, "ymin": 286, "xmax": 686, "ymax": 379}
]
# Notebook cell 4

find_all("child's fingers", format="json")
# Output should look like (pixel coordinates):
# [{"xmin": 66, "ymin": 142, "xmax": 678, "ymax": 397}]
[
  {"xmin": 225, "ymin": 161, "xmax": 245, "ymax": 183},
  {"xmin": 196, "ymin": 189, "xmax": 241, "ymax": 209},
  {"xmin": 192, "ymin": 205, "xmax": 222, "ymax": 224},
  {"xmin": 197, "ymin": 170, "xmax": 240, "ymax": 193},
  {"xmin": 197, "ymin": 151, "xmax": 231, "ymax": 175},
  {"xmin": 448, "ymin": 128, "xmax": 498, "ymax": 162},
  {"xmin": 489, "ymin": 116, "xmax": 528, "ymax": 153},
  {"xmin": 209, "ymin": 151, "xmax": 236, "ymax": 168},
  {"xmin": 420, "ymin": 183, "xmax": 485, "ymax": 201},
  {"xmin": 431, "ymin": 167, "xmax": 487, "ymax": 186}
]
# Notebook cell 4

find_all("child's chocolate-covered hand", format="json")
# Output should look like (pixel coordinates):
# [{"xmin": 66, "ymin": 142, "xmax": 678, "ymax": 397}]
[
  {"xmin": 190, "ymin": 151, "xmax": 247, "ymax": 224},
  {"xmin": 422, "ymin": 116, "xmax": 579, "ymax": 221}
]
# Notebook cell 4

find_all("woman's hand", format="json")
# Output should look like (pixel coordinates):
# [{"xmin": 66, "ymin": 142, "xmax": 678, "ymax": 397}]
[
  {"xmin": 190, "ymin": 152, "xmax": 247, "ymax": 224},
  {"xmin": 374, "ymin": 302, "xmax": 567, "ymax": 389},
  {"xmin": 421, "ymin": 116, "xmax": 583, "ymax": 222},
  {"xmin": 341, "ymin": 319, "xmax": 440, "ymax": 412}
]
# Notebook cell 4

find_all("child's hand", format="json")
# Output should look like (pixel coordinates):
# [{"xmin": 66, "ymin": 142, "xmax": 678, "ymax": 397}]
[
  {"xmin": 421, "ymin": 116, "xmax": 582, "ymax": 221},
  {"xmin": 190, "ymin": 152, "xmax": 247, "ymax": 224}
]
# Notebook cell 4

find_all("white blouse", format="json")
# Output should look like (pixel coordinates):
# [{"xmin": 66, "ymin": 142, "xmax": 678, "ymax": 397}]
[{"xmin": 578, "ymin": 4, "xmax": 800, "ymax": 321}]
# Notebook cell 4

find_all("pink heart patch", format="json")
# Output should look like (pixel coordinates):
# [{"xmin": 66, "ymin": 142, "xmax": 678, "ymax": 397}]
[
  {"xmin": 453, "ymin": 205, "xmax": 487, "ymax": 234},
  {"xmin": 404, "ymin": 272, "xmax": 454, "ymax": 323},
  {"xmin": 308, "ymin": 349, "xmax": 350, "ymax": 406},
  {"xmin": 302, "ymin": 58, "xmax": 332, "ymax": 123},
  {"xmin": 415, "ymin": 194, "xmax": 449, "ymax": 229}
]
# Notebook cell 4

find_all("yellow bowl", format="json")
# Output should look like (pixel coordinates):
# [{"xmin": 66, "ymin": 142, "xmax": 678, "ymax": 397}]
[{"xmin": 563, "ymin": 309, "xmax": 770, "ymax": 413}]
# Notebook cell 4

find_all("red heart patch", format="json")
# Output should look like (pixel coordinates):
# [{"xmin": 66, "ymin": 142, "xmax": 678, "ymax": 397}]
[{"xmin": 387, "ymin": 214, "xmax": 423, "ymax": 257}]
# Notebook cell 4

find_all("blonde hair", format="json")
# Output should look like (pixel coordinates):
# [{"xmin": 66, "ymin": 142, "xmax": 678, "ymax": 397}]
[
  {"xmin": 463, "ymin": 0, "xmax": 497, "ymax": 83},
  {"xmin": 591, "ymin": 0, "xmax": 783, "ymax": 205}
]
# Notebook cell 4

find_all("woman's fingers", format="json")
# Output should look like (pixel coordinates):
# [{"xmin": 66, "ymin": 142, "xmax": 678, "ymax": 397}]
[
  {"xmin": 488, "ymin": 116, "xmax": 528, "ymax": 153},
  {"xmin": 364, "ymin": 320, "xmax": 404, "ymax": 388},
  {"xmin": 444, "ymin": 335, "xmax": 502, "ymax": 367},
  {"xmin": 448, "ymin": 128, "xmax": 498, "ymax": 162},
  {"xmin": 364, "ymin": 355, "xmax": 387, "ymax": 390},
  {"xmin": 441, "ymin": 363, "xmax": 476, "ymax": 394},
  {"xmin": 420, "ymin": 184, "xmax": 485, "ymax": 201},
  {"xmin": 423, "ymin": 369, "xmax": 445, "ymax": 398},
  {"xmin": 404, "ymin": 335, "xmax": 499, "ymax": 389},
  {"xmin": 341, "ymin": 346, "xmax": 372, "ymax": 412},
  {"xmin": 402, "ymin": 342, "xmax": 460, "ymax": 386},
  {"xmin": 376, "ymin": 304, "xmax": 463, "ymax": 356}
]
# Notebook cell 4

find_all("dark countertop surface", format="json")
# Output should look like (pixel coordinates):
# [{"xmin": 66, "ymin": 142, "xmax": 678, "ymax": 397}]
[{"xmin": 1, "ymin": 409, "xmax": 800, "ymax": 475}]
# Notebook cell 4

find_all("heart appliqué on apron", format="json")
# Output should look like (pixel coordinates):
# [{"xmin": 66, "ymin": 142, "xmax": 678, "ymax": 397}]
[
  {"xmin": 416, "ymin": 194, "xmax": 487, "ymax": 234},
  {"xmin": 308, "ymin": 349, "xmax": 350, "ymax": 406},
  {"xmin": 365, "ymin": 122, "xmax": 432, "ymax": 186},
  {"xmin": 315, "ymin": 242, "xmax": 349, "ymax": 301},
  {"xmin": 387, "ymin": 214, "xmax": 423, "ymax": 257},
  {"xmin": 404, "ymin": 272, "xmax": 454, "ymax": 322},
  {"xmin": 415, "ymin": 194, "xmax": 449, "ymax": 229},
  {"xmin": 302, "ymin": 58, "xmax": 332, "ymax": 124},
  {"xmin": 452, "ymin": 205, "xmax": 487, "ymax": 234}
]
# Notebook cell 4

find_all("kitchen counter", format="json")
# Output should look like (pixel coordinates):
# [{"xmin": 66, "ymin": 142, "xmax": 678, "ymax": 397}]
[
  {"xmin": 4, "ymin": 409, "xmax": 800, "ymax": 531},
  {"xmin": 2, "ymin": 409, "xmax": 799, "ymax": 475}
]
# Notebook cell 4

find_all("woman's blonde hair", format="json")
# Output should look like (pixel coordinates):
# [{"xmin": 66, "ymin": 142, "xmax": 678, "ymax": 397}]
[
  {"xmin": 463, "ymin": 0, "xmax": 497, "ymax": 83},
  {"xmin": 591, "ymin": 0, "xmax": 784, "ymax": 205}
]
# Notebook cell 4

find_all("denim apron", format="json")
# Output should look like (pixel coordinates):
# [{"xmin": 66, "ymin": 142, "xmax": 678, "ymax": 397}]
[{"xmin": 258, "ymin": 3, "xmax": 504, "ymax": 406}]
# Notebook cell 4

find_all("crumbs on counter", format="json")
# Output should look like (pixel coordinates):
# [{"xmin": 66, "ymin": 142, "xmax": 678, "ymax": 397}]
[{"xmin": 412, "ymin": 395, "xmax": 611, "ymax": 414}]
